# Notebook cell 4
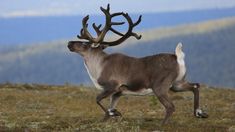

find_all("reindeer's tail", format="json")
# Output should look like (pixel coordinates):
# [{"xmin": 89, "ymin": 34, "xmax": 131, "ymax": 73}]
[
  {"xmin": 175, "ymin": 42, "xmax": 186, "ymax": 81},
  {"xmin": 175, "ymin": 42, "xmax": 185, "ymax": 61}
]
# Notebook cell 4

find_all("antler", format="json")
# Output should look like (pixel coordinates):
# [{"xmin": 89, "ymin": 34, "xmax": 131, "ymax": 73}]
[
  {"xmin": 102, "ymin": 14, "xmax": 142, "ymax": 46},
  {"xmin": 77, "ymin": 4, "xmax": 142, "ymax": 47}
]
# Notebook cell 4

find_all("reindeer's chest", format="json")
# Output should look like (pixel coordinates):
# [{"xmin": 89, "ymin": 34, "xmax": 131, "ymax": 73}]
[{"xmin": 84, "ymin": 56, "xmax": 104, "ymax": 90}]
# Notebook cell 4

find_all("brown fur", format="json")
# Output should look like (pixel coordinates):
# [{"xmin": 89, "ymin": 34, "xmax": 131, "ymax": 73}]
[{"xmin": 99, "ymin": 53, "xmax": 178, "ymax": 91}]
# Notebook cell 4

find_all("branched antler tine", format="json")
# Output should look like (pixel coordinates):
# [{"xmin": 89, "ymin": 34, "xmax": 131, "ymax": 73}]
[
  {"xmin": 82, "ymin": 15, "xmax": 89, "ymax": 27},
  {"xmin": 133, "ymin": 15, "xmax": 142, "ymax": 27},
  {"xmin": 100, "ymin": 4, "xmax": 110, "ymax": 14},
  {"xmin": 111, "ymin": 12, "xmax": 124, "ymax": 17},
  {"xmin": 110, "ymin": 12, "xmax": 125, "ymax": 25},
  {"xmin": 97, "ymin": 24, "xmax": 102, "ymax": 29},
  {"xmin": 81, "ymin": 15, "xmax": 94, "ymax": 41},
  {"xmin": 100, "ymin": 7, "xmax": 111, "ymax": 19},
  {"xmin": 92, "ymin": 23, "xmax": 102, "ymax": 29},
  {"xmin": 80, "ymin": 28, "xmax": 84, "ymax": 34},
  {"xmin": 77, "ymin": 27, "xmax": 90, "ymax": 39},
  {"xmin": 101, "ymin": 12, "xmax": 142, "ymax": 46},
  {"xmin": 92, "ymin": 23, "xmax": 102, "ymax": 36},
  {"xmin": 107, "ymin": 4, "xmax": 110, "ymax": 12},
  {"xmin": 77, "ymin": 28, "xmax": 84, "ymax": 39},
  {"xmin": 131, "ymin": 32, "xmax": 142, "ymax": 39},
  {"xmin": 124, "ymin": 13, "xmax": 134, "ymax": 25},
  {"xmin": 110, "ymin": 27, "xmax": 124, "ymax": 36},
  {"xmin": 100, "ymin": 4, "xmax": 110, "ymax": 12},
  {"xmin": 111, "ymin": 22, "xmax": 125, "ymax": 25},
  {"xmin": 94, "ymin": 4, "xmax": 112, "ymax": 43},
  {"xmin": 123, "ymin": 13, "xmax": 141, "ymax": 39}
]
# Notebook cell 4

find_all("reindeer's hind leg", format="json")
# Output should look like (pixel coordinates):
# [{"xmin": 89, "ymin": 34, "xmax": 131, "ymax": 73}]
[
  {"xmin": 152, "ymin": 83, "xmax": 175, "ymax": 125},
  {"xmin": 170, "ymin": 81, "xmax": 208, "ymax": 118}
]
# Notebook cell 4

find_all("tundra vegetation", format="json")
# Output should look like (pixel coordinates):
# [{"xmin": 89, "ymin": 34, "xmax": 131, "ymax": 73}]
[{"xmin": 0, "ymin": 83, "xmax": 234, "ymax": 131}]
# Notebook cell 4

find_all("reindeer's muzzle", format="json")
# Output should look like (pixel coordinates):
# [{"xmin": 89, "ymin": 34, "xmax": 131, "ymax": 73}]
[{"xmin": 68, "ymin": 41, "xmax": 75, "ymax": 52}]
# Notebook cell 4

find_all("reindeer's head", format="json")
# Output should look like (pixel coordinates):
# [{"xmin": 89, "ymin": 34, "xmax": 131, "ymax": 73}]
[
  {"xmin": 68, "ymin": 4, "xmax": 142, "ymax": 55},
  {"xmin": 68, "ymin": 41, "xmax": 90, "ymax": 55}
]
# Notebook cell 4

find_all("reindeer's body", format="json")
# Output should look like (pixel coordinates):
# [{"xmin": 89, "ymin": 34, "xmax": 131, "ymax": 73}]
[
  {"xmin": 68, "ymin": 4, "xmax": 208, "ymax": 124},
  {"xmin": 85, "ymin": 52, "xmax": 179, "ymax": 94}
]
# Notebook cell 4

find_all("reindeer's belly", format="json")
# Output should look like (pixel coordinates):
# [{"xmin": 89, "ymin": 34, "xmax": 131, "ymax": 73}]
[{"xmin": 122, "ymin": 88, "xmax": 153, "ymax": 96}]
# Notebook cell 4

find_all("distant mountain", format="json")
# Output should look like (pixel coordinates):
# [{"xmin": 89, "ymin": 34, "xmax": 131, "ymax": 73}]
[
  {"xmin": 0, "ymin": 17, "xmax": 235, "ymax": 88},
  {"xmin": 0, "ymin": 7, "xmax": 235, "ymax": 45}
]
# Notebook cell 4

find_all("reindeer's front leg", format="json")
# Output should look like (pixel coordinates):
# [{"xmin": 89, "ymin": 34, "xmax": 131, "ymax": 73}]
[
  {"xmin": 96, "ymin": 89, "xmax": 114, "ymax": 113},
  {"xmin": 171, "ymin": 81, "xmax": 208, "ymax": 118},
  {"xmin": 108, "ymin": 91, "xmax": 122, "ymax": 117},
  {"xmin": 96, "ymin": 80, "xmax": 123, "ymax": 121},
  {"xmin": 96, "ymin": 89, "xmax": 116, "ymax": 121}
]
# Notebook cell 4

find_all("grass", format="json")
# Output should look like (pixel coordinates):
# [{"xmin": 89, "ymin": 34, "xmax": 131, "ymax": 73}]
[{"xmin": 0, "ymin": 83, "xmax": 235, "ymax": 131}]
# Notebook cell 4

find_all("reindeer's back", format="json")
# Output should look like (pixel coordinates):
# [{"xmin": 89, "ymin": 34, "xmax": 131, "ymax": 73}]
[{"xmin": 142, "ymin": 53, "xmax": 178, "ymax": 72}]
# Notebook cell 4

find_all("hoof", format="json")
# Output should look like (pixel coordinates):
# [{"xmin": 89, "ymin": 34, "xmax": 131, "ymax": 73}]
[
  {"xmin": 108, "ymin": 109, "xmax": 122, "ymax": 117},
  {"xmin": 195, "ymin": 109, "xmax": 208, "ymax": 118},
  {"xmin": 193, "ymin": 83, "xmax": 200, "ymax": 89},
  {"xmin": 102, "ymin": 109, "xmax": 122, "ymax": 122},
  {"xmin": 197, "ymin": 112, "xmax": 209, "ymax": 118}
]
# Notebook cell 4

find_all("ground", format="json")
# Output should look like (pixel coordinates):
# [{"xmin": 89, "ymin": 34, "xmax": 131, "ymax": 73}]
[{"xmin": 0, "ymin": 83, "xmax": 234, "ymax": 131}]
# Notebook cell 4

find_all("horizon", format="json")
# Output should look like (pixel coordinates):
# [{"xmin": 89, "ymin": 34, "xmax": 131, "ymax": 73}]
[
  {"xmin": 0, "ymin": 7, "xmax": 235, "ymax": 19},
  {"xmin": 1, "ymin": 0, "xmax": 235, "ymax": 18},
  {"xmin": 1, "ymin": 7, "xmax": 235, "ymax": 45}
]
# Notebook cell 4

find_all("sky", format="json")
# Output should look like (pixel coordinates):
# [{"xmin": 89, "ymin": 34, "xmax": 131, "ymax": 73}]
[{"xmin": 1, "ymin": 0, "xmax": 235, "ymax": 18}]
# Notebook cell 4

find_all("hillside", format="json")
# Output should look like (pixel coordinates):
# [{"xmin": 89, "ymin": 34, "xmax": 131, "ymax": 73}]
[
  {"xmin": 117, "ymin": 17, "xmax": 235, "ymax": 88},
  {"xmin": 0, "ymin": 17, "xmax": 235, "ymax": 88},
  {"xmin": 0, "ymin": 83, "xmax": 234, "ymax": 131}
]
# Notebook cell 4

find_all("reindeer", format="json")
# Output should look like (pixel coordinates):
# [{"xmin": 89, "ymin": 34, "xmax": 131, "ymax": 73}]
[{"xmin": 68, "ymin": 4, "xmax": 208, "ymax": 124}]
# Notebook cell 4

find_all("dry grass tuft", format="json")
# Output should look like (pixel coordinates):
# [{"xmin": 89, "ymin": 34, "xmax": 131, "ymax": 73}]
[{"xmin": 0, "ymin": 83, "xmax": 234, "ymax": 131}]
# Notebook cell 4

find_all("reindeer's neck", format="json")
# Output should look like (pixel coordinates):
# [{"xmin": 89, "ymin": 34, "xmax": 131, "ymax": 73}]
[
  {"xmin": 84, "ymin": 49, "xmax": 107, "ymax": 64},
  {"xmin": 83, "ymin": 50, "xmax": 107, "ymax": 89}
]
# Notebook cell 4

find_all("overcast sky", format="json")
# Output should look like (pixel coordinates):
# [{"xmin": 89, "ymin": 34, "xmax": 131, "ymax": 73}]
[{"xmin": 1, "ymin": 0, "xmax": 235, "ymax": 18}]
